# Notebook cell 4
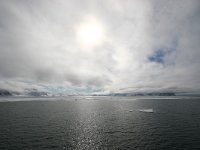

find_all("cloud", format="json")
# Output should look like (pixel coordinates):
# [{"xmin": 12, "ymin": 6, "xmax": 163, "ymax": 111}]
[{"xmin": 0, "ymin": 0, "xmax": 200, "ymax": 94}]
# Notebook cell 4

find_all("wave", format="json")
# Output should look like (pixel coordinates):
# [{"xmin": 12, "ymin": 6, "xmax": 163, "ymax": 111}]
[{"xmin": 139, "ymin": 109, "xmax": 154, "ymax": 113}]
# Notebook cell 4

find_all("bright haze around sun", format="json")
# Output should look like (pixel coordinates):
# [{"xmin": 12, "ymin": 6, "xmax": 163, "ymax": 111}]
[
  {"xmin": 0, "ymin": 0, "xmax": 200, "ymax": 95},
  {"xmin": 76, "ymin": 16, "xmax": 106, "ymax": 49}
]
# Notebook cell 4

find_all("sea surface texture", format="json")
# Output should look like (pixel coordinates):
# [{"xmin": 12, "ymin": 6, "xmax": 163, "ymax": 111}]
[{"xmin": 0, "ymin": 96, "xmax": 200, "ymax": 150}]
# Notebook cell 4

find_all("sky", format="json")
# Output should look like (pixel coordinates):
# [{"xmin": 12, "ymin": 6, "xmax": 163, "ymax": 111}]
[{"xmin": 0, "ymin": 0, "xmax": 200, "ymax": 95}]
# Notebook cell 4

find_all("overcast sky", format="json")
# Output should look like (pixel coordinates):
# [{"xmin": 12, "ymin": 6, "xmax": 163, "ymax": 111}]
[{"xmin": 0, "ymin": 0, "xmax": 200, "ymax": 94}]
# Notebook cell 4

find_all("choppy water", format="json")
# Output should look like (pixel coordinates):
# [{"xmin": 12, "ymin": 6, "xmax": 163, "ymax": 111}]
[{"xmin": 0, "ymin": 96, "xmax": 200, "ymax": 150}]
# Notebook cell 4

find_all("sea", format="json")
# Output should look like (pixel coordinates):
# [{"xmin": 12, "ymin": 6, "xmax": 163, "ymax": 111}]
[{"xmin": 0, "ymin": 96, "xmax": 200, "ymax": 150}]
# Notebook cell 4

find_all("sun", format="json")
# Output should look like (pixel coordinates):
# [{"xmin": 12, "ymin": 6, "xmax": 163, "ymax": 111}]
[{"xmin": 76, "ymin": 17, "xmax": 105, "ymax": 48}]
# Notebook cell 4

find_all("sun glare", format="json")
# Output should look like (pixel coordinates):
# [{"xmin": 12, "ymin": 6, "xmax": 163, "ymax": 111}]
[{"xmin": 76, "ymin": 17, "xmax": 105, "ymax": 48}]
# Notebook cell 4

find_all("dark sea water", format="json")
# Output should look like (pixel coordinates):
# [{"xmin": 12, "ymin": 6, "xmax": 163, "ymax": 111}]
[{"xmin": 0, "ymin": 96, "xmax": 200, "ymax": 150}]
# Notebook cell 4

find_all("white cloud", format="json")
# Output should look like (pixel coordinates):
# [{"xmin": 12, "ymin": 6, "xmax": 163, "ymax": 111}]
[{"xmin": 0, "ymin": 0, "xmax": 200, "ymax": 94}]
